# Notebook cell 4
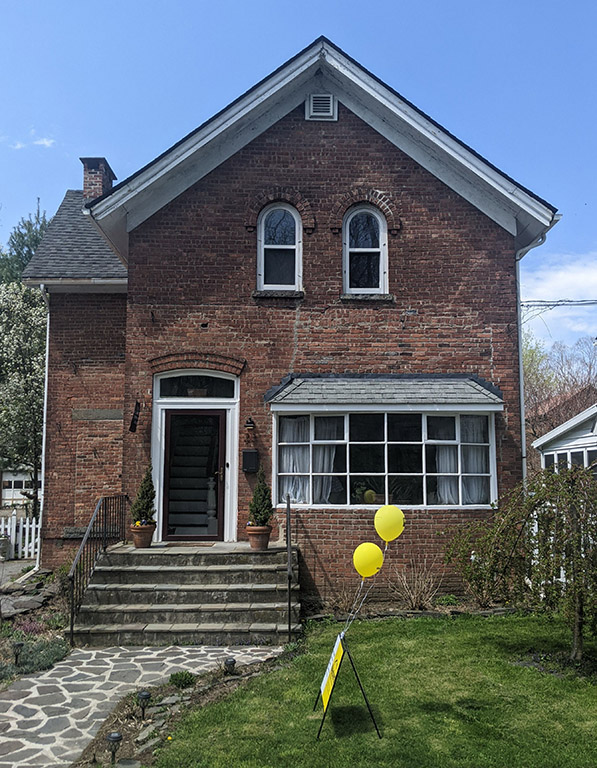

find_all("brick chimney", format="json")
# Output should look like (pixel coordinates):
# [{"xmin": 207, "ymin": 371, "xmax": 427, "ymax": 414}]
[{"xmin": 80, "ymin": 157, "xmax": 117, "ymax": 200}]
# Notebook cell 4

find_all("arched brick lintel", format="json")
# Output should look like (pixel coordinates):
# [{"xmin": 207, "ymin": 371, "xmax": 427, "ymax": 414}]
[
  {"xmin": 329, "ymin": 189, "xmax": 402, "ymax": 234},
  {"xmin": 149, "ymin": 352, "xmax": 246, "ymax": 377},
  {"xmin": 244, "ymin": 187, "xmax": 316, "ymax": 233}
]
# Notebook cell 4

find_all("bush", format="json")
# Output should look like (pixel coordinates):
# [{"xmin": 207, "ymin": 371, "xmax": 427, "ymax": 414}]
[
  {"xmin": 169, "ymin": 670, "xmax": 197, "ymax": 689},
  {"xmin": 0, "ymin": 637, "xmax": 69, "ymax": 681}
]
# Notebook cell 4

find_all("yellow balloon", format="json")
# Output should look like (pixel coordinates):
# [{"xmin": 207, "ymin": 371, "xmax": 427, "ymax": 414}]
[
  {"xmin": 353, "ymin": 542, "xmax": 384, "ymax": 579},
  {"xmin": 374, "ymin": 505, "xmax": 405, "ymax": 543}
]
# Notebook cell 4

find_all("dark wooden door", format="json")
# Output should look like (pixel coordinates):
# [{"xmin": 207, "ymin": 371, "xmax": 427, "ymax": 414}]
[{"xmin": 163, "ymin": 410, "xmax": 225, "ymax": 540}]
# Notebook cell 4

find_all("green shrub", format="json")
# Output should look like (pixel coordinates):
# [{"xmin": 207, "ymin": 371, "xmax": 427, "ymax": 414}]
[
  {"xmin": 0, "ymin": 637, "xmax": 69, "ymax": 681},
  {"xmin": 169, "ymin": 670, "xmax": 196, "ymax": 689}
]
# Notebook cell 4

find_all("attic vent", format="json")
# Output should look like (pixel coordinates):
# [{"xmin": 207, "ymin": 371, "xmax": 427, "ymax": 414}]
[{"xmin": 305, "ymin": 93, "xmax": 337, "ymax": 121}]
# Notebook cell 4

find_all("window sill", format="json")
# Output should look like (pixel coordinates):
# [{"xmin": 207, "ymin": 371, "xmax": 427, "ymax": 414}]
[
  {"xmin": 252, "ymin": 290, "xmax": 304, "ymax": 300},
  {"xmin": 340, "ymin": 293, "xmax": 395, "ymax": 303}
]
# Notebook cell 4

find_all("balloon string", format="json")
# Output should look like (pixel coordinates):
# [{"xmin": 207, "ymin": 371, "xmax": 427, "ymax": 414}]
[{"xmin": 342, "ymin": 579, "xmax": 365, "ymax": 635}]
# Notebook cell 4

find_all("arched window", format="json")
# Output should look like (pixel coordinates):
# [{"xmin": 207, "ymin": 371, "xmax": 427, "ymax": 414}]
[
  {"xmin": 343, "ymin": 206, "xmax": 387, "ymax": 294},
  {"xmin": 257, "ymin": 204, "xmax": 302, "ymax": 290}
]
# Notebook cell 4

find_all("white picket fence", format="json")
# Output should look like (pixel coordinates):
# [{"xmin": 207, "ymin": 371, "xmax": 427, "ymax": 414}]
[{"xmin": 0, "ymin": 510, "xmax": 40, "ymax": 560}]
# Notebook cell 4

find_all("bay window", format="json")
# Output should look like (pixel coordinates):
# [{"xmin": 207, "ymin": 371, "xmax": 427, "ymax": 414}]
[{"xmin": 276, "ymin": 412, "xmax": 494, "ymax": 507}]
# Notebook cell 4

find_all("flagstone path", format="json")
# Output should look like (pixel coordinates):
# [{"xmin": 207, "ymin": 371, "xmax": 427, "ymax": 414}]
[{"xmin": 0, "ymin": 644, "xmax": 281, "ymax": 767}]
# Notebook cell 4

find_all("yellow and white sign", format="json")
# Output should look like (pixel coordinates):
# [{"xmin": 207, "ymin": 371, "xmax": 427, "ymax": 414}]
[{"xmin": 320, "ymin": 632, "xmax": 345, "ymax": 712}]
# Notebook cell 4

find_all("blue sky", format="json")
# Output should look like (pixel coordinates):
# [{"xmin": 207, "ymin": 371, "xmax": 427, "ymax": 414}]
[{"xmin": 1, "ymin": 0, "xmax": 595, "ymax": 346}]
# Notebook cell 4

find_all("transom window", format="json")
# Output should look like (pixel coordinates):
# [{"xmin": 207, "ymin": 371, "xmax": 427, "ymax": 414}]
[
  {"xmin": 343, "ymin": 206, "xmax": 387, "ymax": 294},
  {"xmin": 159, "ymin": 375, "xmax": 235, "ymax": 399},
  {"xmin": 544, "ymin": 448, "xmax": 597, "ymax": 477},
  {"xmin": 276, "ymin": 413, "xmax": 493, "ymax": 507},
  {"xmin": 257, "ymin": 204, "xmax": 302, "ymax": 290}
]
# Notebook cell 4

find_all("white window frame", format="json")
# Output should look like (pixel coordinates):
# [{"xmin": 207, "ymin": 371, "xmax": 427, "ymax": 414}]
[
  {"xmin": 151, "ymin": 369, "xmax": 240, "ymax": 542},
  {"xmin": 273, "ymin": 410, "xmax": 497, "ymax": 509},
  {"xmin": 257, "ymin": 203, "xmax": 302, "ymax": 291},
  {"xmin": 542, "ymin": 447, "xmax": 597, "ymax": 473},
  {"xmin": 343, "ymin": 205, "xmax": 388, "ymax": 294}
]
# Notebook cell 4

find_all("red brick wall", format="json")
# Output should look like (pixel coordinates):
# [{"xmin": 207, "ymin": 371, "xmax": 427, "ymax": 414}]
[
  {"xmin": 120, "ymin": 103, "xmax": 522, "ymax": 600},
  {"xmin": 41, "ymin": 293, "xmax": 126, "ymax": 568}
]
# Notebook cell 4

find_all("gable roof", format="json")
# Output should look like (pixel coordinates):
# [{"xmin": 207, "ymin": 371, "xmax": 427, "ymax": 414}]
[
  {"xmin": 87, "ymin": 36, "xmax": 558, "ymax": 259},
  {"xmin": 532, "ymin": 403, "xmax": 597, "ymax": 451},
  {"xmin": 22, "ymin": 190, "xmax": 127, "ymax": 290},
  {"xmin": 265, "ymin": 373, "xmax": 504, "ymax": 410}
]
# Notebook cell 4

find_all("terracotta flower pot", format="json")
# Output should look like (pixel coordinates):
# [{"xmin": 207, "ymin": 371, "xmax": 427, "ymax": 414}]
[
  {"xmin": 130, "ymin": 523, "xmax": 156, "ymax": 549},
  {"xmin": 246, "ymin": 525, "xmax": 272, "ymax": 551}
]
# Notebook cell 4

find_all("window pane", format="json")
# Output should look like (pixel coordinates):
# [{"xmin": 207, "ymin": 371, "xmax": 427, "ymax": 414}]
[
  {"xmin": 349, "ymin": 252, "xmax": 380, "ymax": 289},
  {"xmin": 2, "ymin": 481, "xmax": 11, "ymax": 489},
  {"xmin": 571, "ymin": 451, "xmax": 584, "ymax": 466},
  {"xmin": 264, "ymin": 248, "xmax": 295, "ymax": 285},
  {"xmin": 388, "ymin": 445, "xmax": 422, "ymax": 473},
  {"xmin": 350, "ymin": 476, "xmax": 385, "ymax": 504},
  {"xmin": 349, "ymin": 414, "xmax": 384, "ymax": 442},
  {"xmin": 279, "ymin": 446, "xmax": 309, "ymax": 474},
  {"xmin": 264, "ymin": 209, "xmax": 295, "ymax": 245},
  {"xmin": 160, "ymin": 375, "xmax": 234, "ymax": 398},
  {"xmin": 588, "ymin": 450, "xmax": 597, "ymax": 477},
  {"xmin": 544, "ymin": 453, "xmax": 555, "ymax": 469},
  {"xmin": 314, "ymin": 445, "xmax": 346, "ymax": 473},
  {"xmin": 462, "ymin": 445, "xmax": 489, "ymax": 474},
  {"xmin": 279, "ymin": 416, "xmax": 309, "ymax": 443},
  {"xmin": 389, "ymin": 476, "xmax": 423, "ymax": 505},
  {"xmin": 314, "ymin": 475, "xmax": 347, "ymax": 505},
  {"xmin": 427, "ymin": 476, "xmax": 459, "ymax": 504},
  {"xmin": 557, "ymin": 453, "xmax": 568, "ymax": 468},
  {"xmin": 314, "ymin": 416, "xmax": 344, "ymax": 441},
  {"xmin": 350, "ymin": 444, "xmax": 384, "ymax": 473},
  {"xmin": 426, "ymin": 445, "xmax": 458, "ymax": 474},
  {"xmin": 427, "ymin": 416, "xmax": 456, "ymax": 440},
  {"xmin": 13, "ymin": 481, "xmax": 23, "ymax": 489},
  {"xmin": 349, "ymin": 213, "xmax": 379, "ymax": 248},
  {"xmin": 278, "ymin": 476, "xmax": 308, "ymax": 504},
  {"xmin": 461, "ymin": 415, "xmax": 488, "ymax": 443},
  {"xmin": 388, "ymin": 414, "xmax": 422, "ymax": 442},
  {"xmin": 462, "ymin": 477, "xmax": 490, "ymax": 504}
]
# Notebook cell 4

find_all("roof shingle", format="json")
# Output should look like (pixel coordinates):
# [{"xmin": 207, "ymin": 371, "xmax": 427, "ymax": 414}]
[{"xmin": 22, "ymin": 190, "xmax": 127, "ymax": 281}]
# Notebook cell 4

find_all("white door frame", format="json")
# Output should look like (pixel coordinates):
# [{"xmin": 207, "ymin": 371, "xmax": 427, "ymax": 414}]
[{"xmin": 151, "ymin": 370, "xmax": 239, "ymax": 542}]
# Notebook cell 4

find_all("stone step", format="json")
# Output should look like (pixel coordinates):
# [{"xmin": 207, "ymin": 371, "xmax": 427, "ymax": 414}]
[
  {"xmin": 101, "ymin": 546, "xmax": 295, "ymax": 568},
  {"xmin": 76, "ymin": 601, "xmax": 301, "ymax": 625},
  {"xmin": 93, "ymin": 562, "xmax": 297, "ymax": 586},
  {"xmin": 83, "ymin": 582, "xmax": 299, "ymax": 606},
  {"xmin": 70, "ymin": 622, "xmax": 301, "ymax": 648}
]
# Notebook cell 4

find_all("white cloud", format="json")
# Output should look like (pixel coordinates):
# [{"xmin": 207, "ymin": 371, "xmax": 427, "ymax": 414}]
[
  {"xmin": 521, "ymin": 251, "xmax": 597, "ymax": 346},
  {"xmin": 10, "ymin": 141, "xmax": 25, "ymax": 150},
  {"xmin": 33, "ymin": 137, "xmax": 55, "ymax": 148}
]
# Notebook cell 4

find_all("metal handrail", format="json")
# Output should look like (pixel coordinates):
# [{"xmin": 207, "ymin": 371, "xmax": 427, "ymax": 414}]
[
  {"xmin": 286, "ymin": 494, "xmax": 292, "ymax": 643},
  {"xmin": 68, "ymin": 494, "xmax": 129, "ymax": 646}
]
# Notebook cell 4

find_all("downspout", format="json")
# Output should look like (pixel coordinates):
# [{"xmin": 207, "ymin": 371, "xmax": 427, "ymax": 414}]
[
  {"xmin": 35, "ymin": 284, "xmax": 50, "ymax": 571},
  {"xmin": 515, "ymin": 215, "xmax": 561, "ymax": 481}
]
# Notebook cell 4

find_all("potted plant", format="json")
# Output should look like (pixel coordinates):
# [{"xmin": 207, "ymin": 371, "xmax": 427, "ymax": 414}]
[
  {"xmin": 246, "ymin": 465, "xmax": 274, "ymax": 551},
  {"xmin": 130, "ymin": 464, "xmax": 157, "ymax": 548}
]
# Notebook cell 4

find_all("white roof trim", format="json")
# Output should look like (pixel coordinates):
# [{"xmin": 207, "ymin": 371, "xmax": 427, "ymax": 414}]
[
  {"xmin": 24, "ymin": 278, "xmax": 128, "ymax": 294},
  {"xmin": 89, "ymin": 38, "xmax": 557, "ymax": 258},
  {"xmin": 532, "ymin": 403, "xmax": 597, "ymax": 450}
]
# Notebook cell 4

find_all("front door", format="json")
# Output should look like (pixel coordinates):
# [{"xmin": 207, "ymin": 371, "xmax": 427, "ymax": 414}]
[{"xmin": 163, "ymin": 410, "xmax": 225, "ymax": 540}]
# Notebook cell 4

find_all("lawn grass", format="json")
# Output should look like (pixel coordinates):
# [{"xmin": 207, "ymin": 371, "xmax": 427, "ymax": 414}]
[{"xmin": 150, "ymin": 614, "xmax": 597, "ymax": 768}]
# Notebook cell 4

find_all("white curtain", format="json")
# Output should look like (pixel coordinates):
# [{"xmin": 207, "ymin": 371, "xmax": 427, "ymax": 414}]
[
  {"xmin": 312, "ymin": 418, "xmax": 339, "ymax": 503},
  {"xmin": 436, "ymin": 445, "xmax": 458, "ymax": 504},
  {"xmin": 461, "ymin": 416, "xmax": 489, "ymax": 504},
  {"xmin": 278, "ymin": 417, "xmax": 309, "ymax": 503}
]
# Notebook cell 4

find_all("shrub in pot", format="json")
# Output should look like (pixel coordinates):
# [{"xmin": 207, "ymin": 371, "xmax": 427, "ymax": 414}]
[
  {"xmin": 246, "ymin": 466, "xmax": 274, "ymax": 551},
  {"xmin": 130, "ymin": 464, "xmax": 156, "ymax": 548}
]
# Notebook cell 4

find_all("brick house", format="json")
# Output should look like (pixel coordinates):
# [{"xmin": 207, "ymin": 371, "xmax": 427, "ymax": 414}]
[{"xmin": 24, "ymin": 37, "xmax": 558, "ymax": 602}]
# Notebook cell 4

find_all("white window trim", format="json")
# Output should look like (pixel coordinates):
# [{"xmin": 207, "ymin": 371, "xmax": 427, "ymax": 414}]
[
  {"xmin": 273, "ymin": 410, "xmax": 497, "ymax": 509},
  {"xmin": 151, "ymin": 369, "xmax": 239, "ymax": 542},
  {"xmin": 343, "ymin": 205, "xmax": 388, "ymax": 295},
  {"xmin": 542, "ymin": 447, "xmax": 597, "ymax": 471},
  {"xmin": 257, "ymin": 203, "xmax": 303, "ymax": 291}
]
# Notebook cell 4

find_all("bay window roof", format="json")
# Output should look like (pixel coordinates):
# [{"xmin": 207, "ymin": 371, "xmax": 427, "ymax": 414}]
[{"xmin": 265, "ymin": 374, "xmax": 504, "ymax": 409}]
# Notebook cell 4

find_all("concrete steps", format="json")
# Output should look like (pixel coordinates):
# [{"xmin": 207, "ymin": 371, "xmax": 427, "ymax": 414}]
[{"xmin": 71, "ymin": 543, "xmax": 301, "ymax": 647}]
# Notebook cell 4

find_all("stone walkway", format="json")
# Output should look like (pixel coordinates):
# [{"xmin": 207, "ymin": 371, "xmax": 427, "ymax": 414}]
[{"xmin": 0, "ymin": 644, "xmax": 281, "ymax": 767}]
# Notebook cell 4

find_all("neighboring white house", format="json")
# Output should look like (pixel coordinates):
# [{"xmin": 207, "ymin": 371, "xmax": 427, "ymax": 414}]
[
  {"xmin": 532, "ymin": 403, "xmax": 597, "ymax": 473},
  {"xmin": 1, "ymin": 469, "xmax": 40, "ymax": 509}
]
